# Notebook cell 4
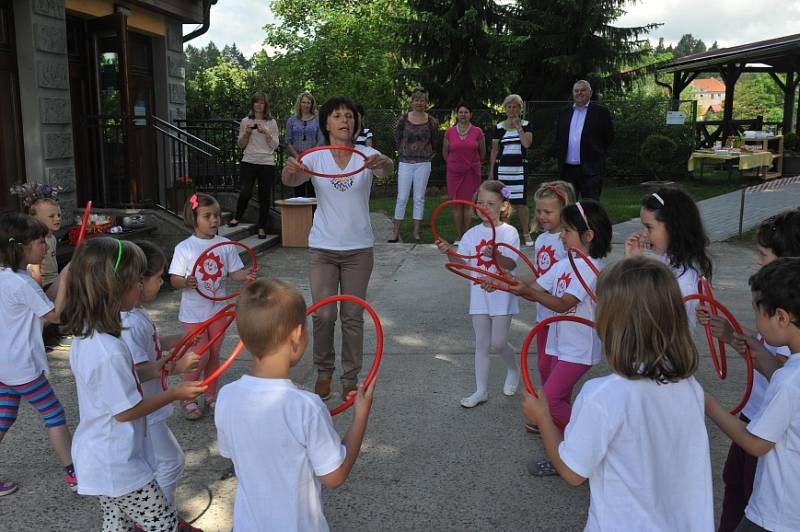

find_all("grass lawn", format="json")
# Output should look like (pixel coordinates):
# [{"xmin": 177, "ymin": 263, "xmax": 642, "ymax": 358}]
[{"xmin": 371, "ymin": 170, "xmax": 763, "ymax": 244}]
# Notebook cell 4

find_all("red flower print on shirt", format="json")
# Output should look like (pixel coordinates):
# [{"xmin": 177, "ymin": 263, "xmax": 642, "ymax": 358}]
[
  {"xmin": 536, "ymin": 245, "xmax": 557, "ymax": 275},
  {"xmin": 556, "ymin": 272, "xmax": 572, "ymax": 296},
  {"xmin": 475, "ymin": 239, "xmax": 494, "ymax": 269}
]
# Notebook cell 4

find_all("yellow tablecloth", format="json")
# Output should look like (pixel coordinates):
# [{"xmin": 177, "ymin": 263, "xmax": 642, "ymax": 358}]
[{"xmin": 688, "ymin": 151, "xmax": 774, "ymax": 172}]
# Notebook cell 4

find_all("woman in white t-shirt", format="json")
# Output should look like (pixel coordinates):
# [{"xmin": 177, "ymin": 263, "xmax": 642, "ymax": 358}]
[
  {"xmin": 523, "ymin": 256, "xmax": 714, "ymax": 531},
  {"xmin": 169, "ymin": 193, "xmax": 251, "ymax": 420},
  {"xmin": 63, "ymin": 237, "xmax": 205, "ymax": 530},
  {"xmin": 0, "ymin": 213, "xmax": 72, "ymax": 497},
  {"xmin": 436, "ymin": 180, "xmax": 521, "ymax": 408},
  {"xmin": 282, "ymin": 96, "xmax": 394, "ymax": 402}
]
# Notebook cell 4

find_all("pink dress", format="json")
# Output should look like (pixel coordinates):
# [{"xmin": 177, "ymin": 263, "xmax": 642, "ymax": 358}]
[{"xmin": 445, "ymin": 125, "xmax": 483, "ymax": 200}]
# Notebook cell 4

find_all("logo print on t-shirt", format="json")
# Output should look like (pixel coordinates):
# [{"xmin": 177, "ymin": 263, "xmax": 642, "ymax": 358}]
[
  {"xmin": 331, "ymin": 176, "xmax": 354, "ymax": 192},
  {"xmin": 536, "ymin": 245, "xmax": 557, "ymax": 274},
  {"xmin": 475, "ymin": 239, "xmax": 493, "ymax": 269},
  {"xmin": 556, "ymin": 272, "xmax": 571, "ymax": 297},
  {"xmin": 196, "ymin": 252, "xmax": 224, "ymax": 294}
]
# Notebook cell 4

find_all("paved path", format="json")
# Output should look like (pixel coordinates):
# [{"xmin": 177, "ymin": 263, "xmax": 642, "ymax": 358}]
[
  {"xmin": 612, "ymin": 177, "xmax": 800, "ymax": 243},
  {"xmin": 5, "ymin": 196, "xmax": 794, "ymax": 531}
]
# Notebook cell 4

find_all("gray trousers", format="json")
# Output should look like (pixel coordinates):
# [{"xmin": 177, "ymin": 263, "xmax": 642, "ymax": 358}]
[{"xmin": 309, "ymin": 247, "xmax": 374, "ymax": 384}]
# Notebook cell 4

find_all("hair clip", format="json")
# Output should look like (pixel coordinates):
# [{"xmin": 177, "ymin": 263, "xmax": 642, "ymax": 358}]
[
  {"xmin": 575, "ymin": 202, "xmax": 590, "ymax": 229},
  {"xmin": 500, "ymin": 186, "xmax": 511, "ymax": 199},
  {"xmin": 114, "ymin": 239, "xmax": 123, "ymax": 272},
  {"xmin": 543, "ymin": 183, "xmax": 568, "ymax": 204},
  {"xmin": 189, "ymin": 194, "xmax": 199, "ymax": 210},
  {"xmin": 651, "ymin": 192, "xmax": 665, "ymax": 206},
  {"xmin": 7, "ymin": 237, "xmax": 14, "ymax": 243}
]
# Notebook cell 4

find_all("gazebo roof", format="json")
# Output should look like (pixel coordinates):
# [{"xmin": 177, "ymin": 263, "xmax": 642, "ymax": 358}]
[{"xmin": 658, "ymin": 33, "xmax": 800, "ymax": 74}]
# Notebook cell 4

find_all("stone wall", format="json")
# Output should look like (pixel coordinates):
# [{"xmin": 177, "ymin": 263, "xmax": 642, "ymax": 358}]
[{"xmin": 14, "ymin": 0, "xmax": 77, "ymax": 215}]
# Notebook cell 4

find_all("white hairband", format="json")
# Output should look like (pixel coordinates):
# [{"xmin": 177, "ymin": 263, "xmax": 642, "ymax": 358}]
[{"xmin": 651, "ymin": 193, "xmax": 665, "ymax": 206}]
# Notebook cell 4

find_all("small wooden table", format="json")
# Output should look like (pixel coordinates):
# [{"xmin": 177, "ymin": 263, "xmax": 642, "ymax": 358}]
[{"xmin": 274, "ymin": 199, "xmax": 317, "ymax": 248}]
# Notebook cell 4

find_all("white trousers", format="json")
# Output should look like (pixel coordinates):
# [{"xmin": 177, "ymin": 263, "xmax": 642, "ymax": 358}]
[
  {"xmin": 394, "ymin": 161, "xmax": 432, "ymax": 221},
  {"xmin": 149, "ymin": 421, "xmax": 185, "ymax": 507}
]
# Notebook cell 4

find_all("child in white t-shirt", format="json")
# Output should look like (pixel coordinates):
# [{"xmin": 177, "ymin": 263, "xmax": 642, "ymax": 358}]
[
  {"xmin": 169, "ymin": 193, "xmax": 253, "ymax": 420},
  {"xmin": 121, "ymin": 241, "xmax": 201, "ymax": 529},
  {"xmin": 504, "ymin": 200, "xmax": 611, "ymax": 461},
  {"xmin": 64, "ymin": 237, "xmax": 205, "ymax": 530},
  {"xmin": 524, "ymin": 256, "xmax": 714, "ymax": 531},
  {"xmin": 706, "ymin": 258, "xmax": 800, "ymax": 532},
  {"xmin": 436, "ymin": 180, "xmax": 521, "ymax": 408},
  {"xmin": 625, "ymin": 186, "xmax": 713, "ymax": 330},
  {"xmin": 530, "ymin": 181, "xmax": 574, "ymax": 394},
  {"xmin": 215, "ymin": 279, "xmax": 375, "ymax": 531},
  {"xmin": 0, "ymin": 213, "xmax": 73, "ymax": 497}
]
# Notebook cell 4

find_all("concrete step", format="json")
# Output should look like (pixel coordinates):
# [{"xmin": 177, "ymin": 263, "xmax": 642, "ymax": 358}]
[
  {"xmin": 237, "ymin": 233, "xmax": 280, "ymax": 256},
  {"xmin": 218, "ymin": 222, "xmax": 255, "ymax": 241}
]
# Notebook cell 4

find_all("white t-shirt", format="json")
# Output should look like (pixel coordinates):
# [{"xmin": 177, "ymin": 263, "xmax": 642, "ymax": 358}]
[
  {"xmin": 169, "ymin": 235, "xmax": 244, "ymax": 323},
  {"xmin": 304, "ymin": 146, "xmax": 378, "ymax": 251},
  {"xmin": 69, "ymin": 332, "xmax": 155, "ymax": 497},
  {"xmin": 0, "ymin": 268, "xmax": 54, "ymax": 385},
  {"xmin": 121, "ymin": 308, "xmax": 172, "ymax": 425},
  {"xmin": 457, "ymin": 222, "xmax": 520, "ymax": 316},
  {"xmin": 215, "ymin": 376, "xmax": 346, "ymax": 532},
  {"xmin": 652, "ymin": 253, "xmax": 700, "ymax": 331},
  {"xmin": 742, "ymin": 338, "xmax": 791, "ymax": 421},
  {"xmin": 559, "ymin": 374, "xmax": 713, "ymax": 532},
  {"xmin": 536, "ymin": 254, "xmax": 603, "ymax": 365},
  {"xmin": 745, "ymin": 352, "xmax": 800, "ymax": 531},
  {"xmin": 533, "ymin": 231, "xmax": 566, "ymax": 323}
]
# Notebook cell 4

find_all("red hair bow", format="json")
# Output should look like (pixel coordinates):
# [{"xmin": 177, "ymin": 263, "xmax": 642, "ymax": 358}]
[{"xmin": 189, "ymin": 194, "xmax": 199, "ymax": 210}]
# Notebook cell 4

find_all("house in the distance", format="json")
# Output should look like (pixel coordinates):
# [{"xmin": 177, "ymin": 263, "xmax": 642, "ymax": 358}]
[{"xmin": 689, "ymin": 78, "xmax": 726, "ymax": 120}]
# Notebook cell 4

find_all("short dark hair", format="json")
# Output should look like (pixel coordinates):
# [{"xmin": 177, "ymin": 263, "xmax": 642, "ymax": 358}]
[
  {"xmin": 133, "ymin": 240, "xmax": 166, "ymax": 278},
  {"xmin": 0, "ymin": 213, "xmax": 48, "ymax": 271},
  {"xmin": 455, "ymin": 102, "xmax": 472, "ymax": 113},
  {"xmin": 237, "ymin": 279, "xmax": 307, "ymax": 357},
  {"xmin": 561, "ymin": 200, "xmax": 612, "ymax": 258},
  {"xmin": 750, "ymin": 257, "xmax": 800, "ymax": 327},
  {"xmin": 641, "ymin": 186, "xmax": 712, "ymax": 279},
  {"xmin": 756, "ymin": 209, "xmax": 800, "ymax": 258},
  {"xmin": 318, "ymin": 96, "xmax": 360, "ymax": 145}
]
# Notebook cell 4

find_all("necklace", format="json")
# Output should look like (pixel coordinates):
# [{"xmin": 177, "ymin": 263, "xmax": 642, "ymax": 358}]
[{"xmin": 456, "ymin": 122, "xmax": 471, "ymax": 139}]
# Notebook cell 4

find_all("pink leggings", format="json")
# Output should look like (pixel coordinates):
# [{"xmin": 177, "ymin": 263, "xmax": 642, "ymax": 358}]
[
  {"xmin": 180, "ymin": 319, "xmax": 227, "ymax": 401},
  {"xmin": 541, "ymin": 355, "xmax": 591, "ymax": 428},
  {"xmin": 536, "ymin": 326, "xmax": 551, "ymax": 383}
]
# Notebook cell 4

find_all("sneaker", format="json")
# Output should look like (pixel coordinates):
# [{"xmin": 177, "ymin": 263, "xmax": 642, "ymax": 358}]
[
  {"xmin": 503, "ymin": 383, "xmax": 518, "ymax": 396},
  {"xmin": 178, "ymin": 519, "xmax": 204, "ymax": 531},
  {"xmin": 0, "ymin": 481, "xmax": 17, "ymax": 496},
  {"xmin": 341, "ymin": 383, "xmax": 357, "ymax": 401},
  {"xmin": 527, "ymin": 458, "xmax": 558, "ymax": 477},
  {"xmin": 460, "ymin": 391, "xmax": 488, "ymax": 408},
  {"xmin": 525, "ymin": 422, "xmax": 540, "ymax": 434},
  {"xmin": 314, "ymin": 377, "xmax": 332, "ymax": 401},
  {"xmin": 65, "ymin": 472, "xmax": 78, "ymax": 492}
]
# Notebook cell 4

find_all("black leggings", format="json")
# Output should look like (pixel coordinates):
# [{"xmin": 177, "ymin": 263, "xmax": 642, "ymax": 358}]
[{"xmin": 235, "ymin": 161, "xmax": 275, "ymax": 230}]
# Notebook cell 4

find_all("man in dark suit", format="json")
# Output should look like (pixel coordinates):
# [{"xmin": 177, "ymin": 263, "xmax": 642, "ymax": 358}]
[{"xmin": 553, "ymin": 80, "xmax": 614, "ymax": 200}]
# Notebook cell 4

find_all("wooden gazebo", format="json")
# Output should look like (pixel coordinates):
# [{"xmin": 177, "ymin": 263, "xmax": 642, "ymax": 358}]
[{"xmin": 658, "ymin": 34, "xmax": 800, "ymax": 146}]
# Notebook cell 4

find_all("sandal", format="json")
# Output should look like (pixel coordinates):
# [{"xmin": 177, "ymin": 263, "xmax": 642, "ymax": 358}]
[
  {"xmin": 527, "ymin": 458, "xmax": 558, "ymax": 477},
  {"xmin": 182, "ymin": 400, "xmax": 203, "ymax": 420}
]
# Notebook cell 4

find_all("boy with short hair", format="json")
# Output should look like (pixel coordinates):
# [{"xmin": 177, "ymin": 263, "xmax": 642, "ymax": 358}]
[
  {"xmin": 215, "ymin": 279, "xmax": 375, "ymax": 531},
  {"xmin": 705, "ymin": 257, "xmax": 800, "ymax": 531}
]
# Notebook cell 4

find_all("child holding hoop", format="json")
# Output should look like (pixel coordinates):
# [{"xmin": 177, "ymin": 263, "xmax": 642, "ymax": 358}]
[
  {"xmin": 122, "ymin": 241, "xmax": 201, "ymax": 530},
  {"xmin": 0, "ymin": 213, "xmax": 74, "ymax": 496},
  {"xmin": 531, "ymin": 181, "xmax": 575, "ymax": 395},
  {"xmin": 215, "ymin": 279, "xmax": 375, "ymax": 530},
  {"xmin": 523, "ymin": 256, "xmax": 713, "ymax": 530},
  {"xmin": 169, "ymin": 193, "xmax": 252, "ymax": 419},
  {"xmin": 625, "ymin": 186, "xmax": 713, "ymax": 329},
  {"xmin": 705, "ymin": 257, "xmax": 800, "ymax": 532},
  {"xmin": 502, "ymin": 200, "xmax": 611, "ymax": 459},
  {"xmin": 699, "ymin": 208, "xmax": 800, "ymax": 531},
  {"xmin": 436, "ymin": 180, "xmax": 521, "ymax": 408},
  {"xmin": 63, "ymin": 237, "xmax": 205, "ymax": 530}
]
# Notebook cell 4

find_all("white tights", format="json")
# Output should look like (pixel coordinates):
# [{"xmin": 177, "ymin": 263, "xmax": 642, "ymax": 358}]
[{"xmin": 470, "ymin": 314, "xmax": 519, "ymax": 396}]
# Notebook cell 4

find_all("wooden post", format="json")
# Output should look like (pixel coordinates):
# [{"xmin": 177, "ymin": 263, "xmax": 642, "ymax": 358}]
[
  {"xmin": 782, "ymin": 71, "xmax": 796, "ymax": 134},
  {"xmin": 720, "ymin": 64, "xmax": 741, "ymax": 139}
]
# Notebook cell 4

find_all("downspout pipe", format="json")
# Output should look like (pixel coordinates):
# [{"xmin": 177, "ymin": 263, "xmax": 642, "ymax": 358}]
[{"xmin": 184, "ymin": 0, "xmax": 217, "ymax": 42}]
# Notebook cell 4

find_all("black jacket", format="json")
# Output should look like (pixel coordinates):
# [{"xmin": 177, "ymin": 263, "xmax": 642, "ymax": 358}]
[{"xmin": 553, "ymin": 102, "xmax": 614, "ymax": 176}]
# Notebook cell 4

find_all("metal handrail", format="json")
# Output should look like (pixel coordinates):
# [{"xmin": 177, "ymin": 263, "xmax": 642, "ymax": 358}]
[
  {"xmin": 152, "ymin": 115, "xmax": 221, "ymax": 153},
  {"xmin": 152, "ymin": 124, "xmax": 215, "ymax": 157}
]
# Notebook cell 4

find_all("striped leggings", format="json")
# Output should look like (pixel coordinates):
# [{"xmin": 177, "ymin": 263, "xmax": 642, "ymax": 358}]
[{"xmin": 0, "ymin": 374, "xmax": 66, "ymax": 431}]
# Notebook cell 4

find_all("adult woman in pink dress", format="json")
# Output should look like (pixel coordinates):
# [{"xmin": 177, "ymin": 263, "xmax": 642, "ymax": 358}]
[{"xmin": 442, "ymin": 103, "xmax": 486, "ymax": 242}]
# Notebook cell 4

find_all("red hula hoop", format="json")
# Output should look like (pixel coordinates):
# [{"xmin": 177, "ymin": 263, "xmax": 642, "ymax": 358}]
[
  {"xmin": 567, "ymin": 247, "xmax": 600, "ymax": 303},
  {"xmin": 160, "ymin": 303, "xmax": 237, "ymax": 390},
  {"xmin": 492, "ymin": 242, "xmax": 539, "ymax": 279},
  {"xmin": 192, "ymin": 241, "xmax": 258, "ymax": 302},
  {"xmin": 698, "ymin": 277, "xmax": 728, "ymax": 379},
  {"xmin": 307, "ymin": 294, "xmax": 384, "ymax": 416},
  {"xmin": 431, "ymin": 200, "xmax": 495, "ymax": 260},
  {"xmin": 296, "ymin": 145, "xmax": 368, "ymax": 178},
  {"xmin": 683, "ymin": 293, "xmax": 753, "ymax": 415},
  {"xmin": 444, "ymin": 262, "xmax": 517, "ymax": 293},
  {"xmin": 520, "ymin": 315, "xmax": 596, "ymax": 431},
  {"xmin": 201, "ymin": 340, "xmax": 246, "ymax": 387},
  {"xmin": 76, "ymin": 200, "xmax": 92, "ymax": 246}
]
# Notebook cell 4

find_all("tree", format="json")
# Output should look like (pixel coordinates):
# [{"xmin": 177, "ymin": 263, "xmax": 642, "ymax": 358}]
[
  {"xmin": 398, "ymin": 0, "xmax": 520, "ymax": 108},
  {"xmin": 672, "ymin": 34, "xmax": 707, "ymax": 58},
  {"xmin": 733, "ymin": 73, "xmax": 785, "ymax": 122},
  {"xmin": 512, "ymin": 0, "xmax": 660, "ymax": 100},
  {"xmin": 185, "ymin": 42, "xmax": 221, "ymax": 79}
]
